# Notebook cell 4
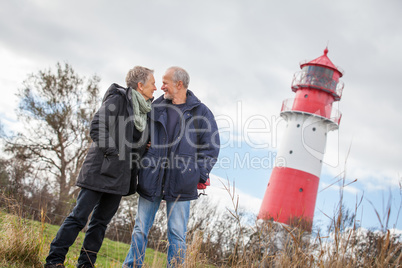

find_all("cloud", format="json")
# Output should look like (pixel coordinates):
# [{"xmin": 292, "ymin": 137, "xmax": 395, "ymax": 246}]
[
  {"xmin": 208, "ymin": 173, "xmax": 262, "ymax": 215},
  {"xmin": 320, "ymin": 181, "xmax": 361, "ymax": 196}
]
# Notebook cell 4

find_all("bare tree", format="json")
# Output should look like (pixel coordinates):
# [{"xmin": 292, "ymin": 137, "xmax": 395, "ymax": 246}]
[
  {"xmin": 5, "ymin": 62, "xmax": 101, "ymax": 218},
  {"xmin": 0, "ymin": 158, "xmax": 11, "ymax": 194}
]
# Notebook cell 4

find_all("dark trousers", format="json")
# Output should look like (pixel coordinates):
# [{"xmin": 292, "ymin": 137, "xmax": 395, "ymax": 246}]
[{"xmin": 45, "ymin": 188, "xmax": 122, "ymax": 267}]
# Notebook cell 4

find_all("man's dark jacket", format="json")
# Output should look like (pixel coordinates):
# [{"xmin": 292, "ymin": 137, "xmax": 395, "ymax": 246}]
[
  {"xmin": 137, "ymin": 90, "xmax": 220, "ymax": 202},
  {"xmin": 77, "ymin": 83, "xmax": 148, "ymax": 196}
]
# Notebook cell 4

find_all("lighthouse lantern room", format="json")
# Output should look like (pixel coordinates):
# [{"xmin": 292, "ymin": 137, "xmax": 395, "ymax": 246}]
[{"xmin": 258, "ymin": 48, "xmax": 344, "ymax": 230}]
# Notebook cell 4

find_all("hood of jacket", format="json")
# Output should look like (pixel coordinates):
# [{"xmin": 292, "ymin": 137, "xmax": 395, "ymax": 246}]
[{"xmin": 102, "ymin": 83, "xmax": 131, "ymax": 102}]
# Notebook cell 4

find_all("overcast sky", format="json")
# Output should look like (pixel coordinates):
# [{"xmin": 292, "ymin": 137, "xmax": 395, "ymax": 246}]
[{"xmin": 1, "ymin": 0, "xmax": 401, "ymax": 230}]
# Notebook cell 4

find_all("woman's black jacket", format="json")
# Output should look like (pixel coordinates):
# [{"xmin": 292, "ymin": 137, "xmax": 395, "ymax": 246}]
[{"xmin": 77, "ymin": 83, "xmax": 148, "ymax": 196}]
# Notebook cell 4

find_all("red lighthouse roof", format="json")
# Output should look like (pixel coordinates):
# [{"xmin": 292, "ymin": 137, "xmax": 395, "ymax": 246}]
[{"xmin": 300, "ymin": 48, "xmax": 343, "ymax": 77}]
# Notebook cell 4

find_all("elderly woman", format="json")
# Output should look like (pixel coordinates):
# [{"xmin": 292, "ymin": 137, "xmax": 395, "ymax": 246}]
[{"xmin": 44, "ymin": 66, "xmax": 156, "ymax": 268}]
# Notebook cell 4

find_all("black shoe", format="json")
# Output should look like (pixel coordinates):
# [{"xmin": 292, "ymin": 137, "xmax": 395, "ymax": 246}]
[{"xmin": 44, "ymin": 264, "xmax": 65, "ymax": 268}]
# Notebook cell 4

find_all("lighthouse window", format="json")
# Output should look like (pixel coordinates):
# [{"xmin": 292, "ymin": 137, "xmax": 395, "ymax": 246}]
[
  {"xmin": 299, "ymin": 188, "xmax": 303, "ymax": 192},
  {"xmin": 312, "ymin": 127, "xmax": 316, "ymax": 131},
  {"xmin": 301, "ymin": 65, "xmax": 335, "ymax": 90},
  {"xmin": 297, "ymin": 124, "xmax": 300, "ymax": 128},
  {"xmin": 289, "ymin": 150, "xmax": 293, "ymax": 154},
  {"xmin": 303, "ymin": 65, "xmax": 334, "ymax": 78},
  {"xmin": 304, "ymin": 94, "xmax": 308, "ymax": 98}
]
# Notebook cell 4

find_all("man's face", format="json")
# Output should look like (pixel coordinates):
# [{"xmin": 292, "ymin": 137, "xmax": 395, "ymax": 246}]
[
  {"xmin": 140, "ymin": 74, "xmax": 157, "ymax": 100},
  {"xmin": 161, "ymin": 70, "xmax": 178, "ymax": 100}
]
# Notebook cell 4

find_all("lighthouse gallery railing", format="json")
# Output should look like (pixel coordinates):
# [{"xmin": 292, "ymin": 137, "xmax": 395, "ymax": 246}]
[
  {"xmin": 291, "ymin": 71, "xmax": 344, "ymax": 100},
  {"xmin": 280, "ymin": 98, "xmax": 342, "ymax": 125}
]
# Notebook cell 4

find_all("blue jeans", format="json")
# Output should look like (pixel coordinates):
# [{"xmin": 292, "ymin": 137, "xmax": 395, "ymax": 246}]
[
  {"xmin": 123, "ymin": 196, "xmax": 190, "ymax": 268},
  {"xmin": 45, "ymin": 188, "xmax": 122, "ymax": 267}
]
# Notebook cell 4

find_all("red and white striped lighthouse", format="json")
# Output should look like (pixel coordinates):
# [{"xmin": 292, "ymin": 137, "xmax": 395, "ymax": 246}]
[{"xmin": 258, "ymin": 48, "xmax": 344, "ymax": 230}]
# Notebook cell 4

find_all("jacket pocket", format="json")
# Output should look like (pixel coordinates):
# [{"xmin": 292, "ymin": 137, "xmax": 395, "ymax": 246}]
[
  {"xmin": 138, "ymin": 153, "xmax": 160, "ymax": 196},
  {"xmin": 100, "ymin": 154, "xmax": 124, "ymax": 178},
  {"xmin": 172, "ymin": 155, "xmax": 200, "ymax": 195}
]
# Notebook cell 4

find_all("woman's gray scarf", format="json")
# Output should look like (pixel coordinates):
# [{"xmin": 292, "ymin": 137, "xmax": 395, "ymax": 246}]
[{"xmin": 131, "ymin": 88, "xmax": 152, "ymax": 132}]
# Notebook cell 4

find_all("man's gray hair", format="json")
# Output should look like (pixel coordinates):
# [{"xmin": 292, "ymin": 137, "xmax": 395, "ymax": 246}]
[
  {"xmin": 168, "ymin": 66, "xmax": 190, "ymax": 89},
  {"xmin": 126, "ymin": 66, "xmax": 154, "ymax": 89}
]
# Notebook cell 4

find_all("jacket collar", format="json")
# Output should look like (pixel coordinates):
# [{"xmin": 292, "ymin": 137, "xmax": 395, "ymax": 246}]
[
  {"xmin": 153, "ymin": 89, "xmax": 200, "ymax": 109},
  {"xmin": 149, "ymin": 90, "xmax": 200, "ymax": 122}
]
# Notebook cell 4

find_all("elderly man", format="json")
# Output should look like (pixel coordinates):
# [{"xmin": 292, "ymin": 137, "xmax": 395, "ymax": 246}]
[{"xmin": 123, "ymin": 66, "xmax": 220, "ymax": 267}]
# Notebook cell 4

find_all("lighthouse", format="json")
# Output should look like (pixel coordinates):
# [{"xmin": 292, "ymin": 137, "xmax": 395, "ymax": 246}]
[{"xmin": 258, "ymin": 48, "xmax": 344, "ymax": 230}]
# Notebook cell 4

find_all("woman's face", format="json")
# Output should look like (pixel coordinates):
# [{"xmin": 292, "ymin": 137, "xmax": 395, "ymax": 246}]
[{"xmin": 139, "ymin": 74, "xmax": 157, "ymax": 100}]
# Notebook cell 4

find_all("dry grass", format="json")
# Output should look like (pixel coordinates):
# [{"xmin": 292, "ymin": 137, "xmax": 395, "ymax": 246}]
[
  {"xmin": 179, "ymin": 177, "xmax": 402, "ymax": 267},
  {"xmin": 0, "ymin": 179, "xmax": 401, "ymax": 267},
  {"xmin": 0, "ymin": 199, "xmax": 45, "ymax": 267}
]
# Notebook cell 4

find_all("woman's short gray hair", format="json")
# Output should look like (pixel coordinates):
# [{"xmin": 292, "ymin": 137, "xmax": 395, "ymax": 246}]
[
  {"xmin": 126, "ymin": 66, "xmax": 154, "ymax": 89},
  {"xmin": 168, "ymin": 66, "xmax": 190, "ymax": 89}
]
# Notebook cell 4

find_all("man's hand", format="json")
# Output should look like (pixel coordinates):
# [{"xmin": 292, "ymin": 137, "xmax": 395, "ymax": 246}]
[{"xmin": 197, "ymin": 178, "xmax": 210, "ymax": 190}]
